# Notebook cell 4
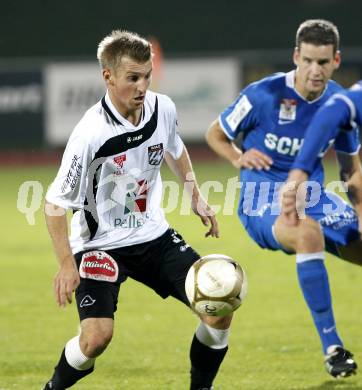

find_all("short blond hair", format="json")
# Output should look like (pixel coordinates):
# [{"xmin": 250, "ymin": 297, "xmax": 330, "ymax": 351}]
[{"xmin": 97, "ymin": 30, "xmax": 151, "ymax": 70}]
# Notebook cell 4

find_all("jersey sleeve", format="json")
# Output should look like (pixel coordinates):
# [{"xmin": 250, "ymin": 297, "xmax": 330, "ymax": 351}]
[
  {"xmin": 292, "ymin": 95, "xmax": 359, "ymax": 174},
  {"xmin": 165, "ymin": 100, "xmax": 184, "ymax": 159},
  {"xmin": 332, "ymin": 94, "xmax": 361, "ymax": 155},
  {"xmin": 46, "ymin": 131, "xmax": 94, "ymax": 210},
  {"xmin": 218, "ymin": 84, "xmax": 259, "ymax": 140}
]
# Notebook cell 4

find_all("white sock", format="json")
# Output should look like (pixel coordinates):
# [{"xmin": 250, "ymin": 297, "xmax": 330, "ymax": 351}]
[
  {"xmin": 195, "ymin": 322, "xmax": 229, "ymax": 349},
  {"xmin": 296, "ymin": 251, "xmax": 325, "ymax": 263},
  {"xmin": 65, "ymin": 336, "xmax": 95, "ymax": 370}
]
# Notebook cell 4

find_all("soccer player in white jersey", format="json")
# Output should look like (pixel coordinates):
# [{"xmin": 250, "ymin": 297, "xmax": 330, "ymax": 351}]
[
  {"xmin": 206, "ymin": 20, "xmax": 359, "ymax": 377},
  {"xmin": 42, "ymin": 30, "xmax": 233, "ymax": 390}
]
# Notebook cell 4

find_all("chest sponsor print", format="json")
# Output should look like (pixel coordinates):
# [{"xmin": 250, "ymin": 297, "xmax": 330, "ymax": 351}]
[
  {"xmin": 264, "ymin": 133, "xmax": 304, "ymax": 156},
  {"xmin": 113, "ymin": 154, "xmax": 127, "ymax": 175}
]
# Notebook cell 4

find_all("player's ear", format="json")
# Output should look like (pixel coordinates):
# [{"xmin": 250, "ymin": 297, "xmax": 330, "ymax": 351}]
[
  {"xmin": 293, "ymin": 47, "xmax": 300, "ymax": 67},
  {"xmin": 333, "ymin": 50, "xmax": 341, "ymax": 70},
  {"xmin": 103, "ymin": 68, "xmax": 114, "ymax": 86}
]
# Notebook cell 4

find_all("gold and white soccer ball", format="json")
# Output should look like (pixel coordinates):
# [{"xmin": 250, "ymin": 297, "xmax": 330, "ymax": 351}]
[{"xmin": 185, "ymin": 254, "xmax": 247, "ymax": 316}]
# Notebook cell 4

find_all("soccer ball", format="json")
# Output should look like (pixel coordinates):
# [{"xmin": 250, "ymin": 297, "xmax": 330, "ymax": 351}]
[{"xmin": 185, "ymin": 254, "xmax": 247, "ymax": 316}]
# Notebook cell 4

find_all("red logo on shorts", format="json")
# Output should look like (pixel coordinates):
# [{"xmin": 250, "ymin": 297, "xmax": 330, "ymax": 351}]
[{"xmin": 79, "ymin": 251, "xmax": 118, "ymax": 282}]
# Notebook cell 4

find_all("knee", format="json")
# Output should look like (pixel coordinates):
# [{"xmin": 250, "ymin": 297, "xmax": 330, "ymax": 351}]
[
  {"xmin": 80, "ymin": 329, "xmax": 113, "ymax": 358},
  {"xmin": 296, "ymin": 219, "xmax": 324, "ymax": 253},
  {"xmin": 201, "ymin": 314, "xmax": 233, "ymax": 330}
]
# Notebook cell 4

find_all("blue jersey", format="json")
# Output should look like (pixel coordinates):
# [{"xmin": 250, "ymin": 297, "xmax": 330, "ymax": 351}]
[
  {"xmin": 293, "ymin": 81, "xmax": 362, "ymax": 174},
  {"xmin": 218, "ymin": 73, "xmax": 361, "ymax": 254}
]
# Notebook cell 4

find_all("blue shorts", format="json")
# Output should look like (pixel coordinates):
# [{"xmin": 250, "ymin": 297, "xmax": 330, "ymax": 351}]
[{"xmin": 239, "ymin": 190, "xmax": 359, "ymax": 256}]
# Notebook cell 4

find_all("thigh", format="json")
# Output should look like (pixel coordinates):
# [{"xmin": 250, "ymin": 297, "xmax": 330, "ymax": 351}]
[
  {"xmin": 74, "ymin": 251, "xmax": 124, "ymax": 321},
  {"xmin": 274, "ymin": 215, "xmax": 323, "ymax": 253},
  {"xmin": 157, "ymin": 228, "xmax": 200, "ymax": 305}
]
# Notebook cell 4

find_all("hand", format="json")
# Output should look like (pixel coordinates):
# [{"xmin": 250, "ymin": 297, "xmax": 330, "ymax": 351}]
[
  {"xmin": 280, "ymin": 182, "xmax": 299, "ymax": 227},
  {"xmin": 54, "ymin": 257, "xmax": 80, "ymax": 307},
  {"xmin": 232, "ymin": 148, "xmax": 273, "ymax": 170},
  {"xmin": 191, "ymin": 193, "xmax": 219, "ymax": 238},
  {"xmin": 280, "ymin": 169, "xmax": 309, "ymax": 226}
]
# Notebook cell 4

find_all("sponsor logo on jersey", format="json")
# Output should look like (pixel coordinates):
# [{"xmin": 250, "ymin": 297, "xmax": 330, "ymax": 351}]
[
  {"xmin": 279, "ymin": 99, "xmax": 297, "ymax": 122},
  {"xmin": 61, "ymin": 154, "xmax": 83, "ymax": 193},
  {"xmin": 114, "ymin": 212, "xmax": 150, "ymax": 228},
  {"xmin": 113, "ymin": 154, "xmax": 127, "ymax": 175},
  {"xmin": 113, "ymin": 179, "xmax": 149, "ymax": 228},
  {"xmin": 148, "ymin": 143, "xmax": 164, "ymax": 165},
  {"xmin": 79, "ymin": 251, "xmax": 118, "ymax": 282},
  {"xmin": 125, "ymin": 179, "xmax": 148, "ymax": 213},
  {"xmin": 113, "ymin": 154, "xmax": 126, "ymax": 167},
  {"xmin": 264, "ymin": 133, "xmax": 303, "ymax": 156},
  {"xmin": 225, "ymin": 95, "xmax": 253, "ymax": 132}
]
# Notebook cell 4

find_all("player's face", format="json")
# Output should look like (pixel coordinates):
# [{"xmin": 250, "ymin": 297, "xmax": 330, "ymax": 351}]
[
  {"xmin": 293, "ymin": 43, "xmax": 341, "ymax": 100},
  {"xmin": 104, "ymin": 56, "xmax": 152, "ymax": 119}
]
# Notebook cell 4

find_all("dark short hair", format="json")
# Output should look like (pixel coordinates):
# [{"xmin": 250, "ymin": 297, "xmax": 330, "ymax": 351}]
[
  {"xmin": 296, "ymin": 19, "xmax": 340, "ymax": 53},
  {"xmin": 97, "ymin": 30, "xmax": 151, "ymax": 70}
]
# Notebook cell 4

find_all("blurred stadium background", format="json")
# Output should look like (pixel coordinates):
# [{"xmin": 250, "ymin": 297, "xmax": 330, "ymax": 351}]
[
  {"xmin": 2, "ymin": 1, "xmax": 362, "ymax": 389},
  {"xmin": 1, "ymin": 0, "xmax": 362, "ymax": 154}
]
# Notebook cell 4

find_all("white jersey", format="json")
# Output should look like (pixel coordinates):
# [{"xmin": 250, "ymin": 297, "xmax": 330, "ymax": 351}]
[{"xmin": 46, "ymin": 90, "xmax": 184, "ymax": 254}]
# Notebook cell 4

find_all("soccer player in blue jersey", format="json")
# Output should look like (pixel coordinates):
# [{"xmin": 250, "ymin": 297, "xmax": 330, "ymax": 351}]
[
  {"xmin": 283, "ymin": 81, "xmax": 362, "ymax": 225},
  {"xmin": 281, "ymin": 81, "xmax": 362, "ymax": 375},
  {"xmin": 283, "ymin": 80, "xmax": 362, "ymax": 228},
  {"xmin": 206, "ymin": 19, "xmax": 359, "ymax": 377}
]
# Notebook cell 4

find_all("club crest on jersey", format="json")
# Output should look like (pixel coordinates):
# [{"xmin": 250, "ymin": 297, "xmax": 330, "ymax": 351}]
[
  {"xmin": 279, "ymin": 99, "xmax": 297, "ymax": 122},
  {"xmin": 79, "ymin": 251, "xmax": 118, "ymax": 282},
  {"xmin": 148, "ymin": 143, "xmax": 164, "ymax": 165}
]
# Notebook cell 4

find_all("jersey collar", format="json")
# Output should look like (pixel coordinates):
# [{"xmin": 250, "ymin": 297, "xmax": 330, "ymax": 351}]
[
  {"xmin": 286, "ymin": 70, "xmax": 328, "ymax": 104},
  {"xmin": 103, "ymin": 92, "xmax": 146, "ymax": 127},
  {"xmin": 103, "ymin": 92, "xmax": 125, "ymax": 125}
]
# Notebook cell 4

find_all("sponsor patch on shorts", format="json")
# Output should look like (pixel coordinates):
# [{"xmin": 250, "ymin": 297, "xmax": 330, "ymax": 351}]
[{"xmin": 79, "ymin": 251, "xmax": 118, "ymax": 282}]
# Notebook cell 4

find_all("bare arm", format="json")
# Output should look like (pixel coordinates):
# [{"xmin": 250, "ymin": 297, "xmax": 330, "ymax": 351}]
[
  {"xmin": 165, "ymin": 147, "xmax": 219, "ymax": 238},
  {"xmin": 205, "ymin": 119, "xmax": 272, "ymax": 170},
  {"xmin": 337, "ymin": 152, "xmax": 362, "ymax": 218},
  {"xmin": 44, "ymin": 201, "xmax": 80, "ymax": 307}
]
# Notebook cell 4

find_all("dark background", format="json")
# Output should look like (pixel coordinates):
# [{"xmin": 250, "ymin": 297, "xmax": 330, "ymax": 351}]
[
  {"xmin": 1, "ymin": 0, "xmax": 361, "ymax": 59},
  {"xmin": 0, "ymin": 0, "xmax": 361, "ymax": 152}
]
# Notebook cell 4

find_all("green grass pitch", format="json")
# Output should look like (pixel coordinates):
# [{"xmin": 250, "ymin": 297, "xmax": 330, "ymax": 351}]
[{"xmin": 1, "ymin": 160, "xmax": 362, "ymax": 390}]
